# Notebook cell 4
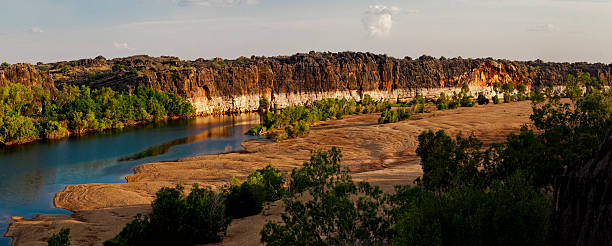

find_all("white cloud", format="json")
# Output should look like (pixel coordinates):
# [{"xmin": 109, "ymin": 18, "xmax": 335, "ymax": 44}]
[
  {"xmin": 362, "ymin": 5, "xmax": 400, "ymax": 38},
  {"xmin": 30, "ymin": 26, "xmax": 44, "ymax": 34},
  {"xmin": 113, "ymin": 42, "xmax": 134, "ymax": 50},
  {"xmin": 528, "ymin": 23, "xmax": 561, "ymax": 33},
  {"xmin": 176, "ymin": 0, "xmax": 259, "ymax": 7}
]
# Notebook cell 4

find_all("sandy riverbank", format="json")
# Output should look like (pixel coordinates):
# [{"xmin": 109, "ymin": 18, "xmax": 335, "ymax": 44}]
[{"xmin": 5, "ymin": 101, "xmax": 534, "ymax": 246}]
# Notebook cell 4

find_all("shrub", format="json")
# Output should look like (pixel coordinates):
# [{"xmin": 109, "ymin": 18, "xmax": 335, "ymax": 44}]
[
  {"xmin": 1, "ymin": 62, "xmax": 9, "ymax": 67},
  {"xmin": 262, "ymin": 147, "xmax": 392, "ymax": 245},
  {"xmin": 104, "ymin": 184, "xmax": 231, "ymax": 246},
  {"xmin": 225, "ymin": 179, "xmax": 265, "ymax": 219},
  {"xmin": 378, "ymin": 108, "xmax": 410, "ymax": 124},
  {"xmin": 259, "ymin": 96, "xmax": 270, "ymax": 112},
  {"xmin": 48, "ymin": 228, "xmax": 70, "ymax": 246},
  {"xmin": 286, "ymin": 120, "xmax": 310, "ymax": 138},
  {"xmin": 414, "ymin": 130, "xmax": 485, "ymax": 192},
  {"xmin": 436, "ymin": 93, "xmax": 449, "ymax": 110},
  {"xmin": 503, "ymin": 93, "xmax": 512, "ymax": 103},
  {"xmin": 476, "ymin": 93, "xmax": 489, "ymax": 105},
  {"xmin": 492, "ymin": 95, "xmax": 500, "ymax": 104},
  {"xmin": 392, "ymin": 172, "xmax": 549, "ymax": 246},
  {"xmin": 44, "ymin": 121, "xmax": 69, "ymax": 139},
  {"xmin": 248, "ymin": 165, "xmax": 285, "ymax": 201},
  {"xmin": 247, "ymin": 124, "xmax": 266, "ymax": 136}
]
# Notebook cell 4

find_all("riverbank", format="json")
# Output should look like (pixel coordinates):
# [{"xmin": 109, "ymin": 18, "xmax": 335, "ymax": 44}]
[{"xmin": 6, "ymin": 101, "xmax": 534, "ymax": 245}]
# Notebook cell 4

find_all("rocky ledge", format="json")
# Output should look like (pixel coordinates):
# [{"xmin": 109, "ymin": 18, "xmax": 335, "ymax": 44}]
[{"xmin": 1, "ymin": 52, "xmax": 610, "ymax": 114}]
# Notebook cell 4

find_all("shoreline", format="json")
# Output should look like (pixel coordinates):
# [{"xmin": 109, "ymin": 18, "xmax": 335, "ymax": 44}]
[{"xmin": 6, "ymin": 101, "xmax": 535, "ymax": 245}]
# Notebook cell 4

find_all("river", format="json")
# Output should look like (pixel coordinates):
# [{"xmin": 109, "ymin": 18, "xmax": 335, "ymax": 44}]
[{"xmin": 0, "ymin": 114, "xmax": 259, "ymax": 245}]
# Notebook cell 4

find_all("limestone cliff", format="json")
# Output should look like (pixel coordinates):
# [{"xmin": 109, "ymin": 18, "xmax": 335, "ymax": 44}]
[{"xmin": 1, "ymin": 52, "xmax": 610, "ymax": 114}]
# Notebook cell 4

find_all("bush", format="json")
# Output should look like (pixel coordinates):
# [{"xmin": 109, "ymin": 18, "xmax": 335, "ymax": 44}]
[
  {"xmin": 251, "ymin": 165, "xmax": 285, "ymax": 200},
  {"xmin": 225, "ymin": 179, "xmax": 265, "ymax": 219},
  {"xmin": 414, "ymin": 130, "xmax": 485, "ymax": 191},
  {"xmin": 252, "ymin": 95, "xmax": 385, "ymax": 139},
  {"xmin": 392, "ymin": 172, "xmax": 549, "ymax": 246},
  {"xmin": 247, "ymin": 124, "xmax": 266, "ymax": 136},
  {"xmin": 1, "ymin": 62, "xmax": 9, "ymax": 67},
  {"xmin": 286, "ymin": 120, "xmax": 310, "ymax": 138},
  {"xmin": 104, "ymin": 184, "xmax": 231, "ymax": 246},
  {"xmin": 262, "ymin": 147, "xmax": 391, "ymax": 245},
  {"xmin": 492, "ymin": 95, "xmax": 500, "ymax": 104},
  {"xmin": 44, "ymin": 120, "xmax": 69, "ymax": 139},
  {"xmin": 378, "ymin": 108, "xmax": 410, "ymax": 124},
  {"xmin": 476, "ymin": 93, "xmax": 489, "ymax": 105},
  {"xmin": 48, "ymin": 228, "xmax": 70, "ymax": 246},
  {"xmin": 436, "ymin": 93, "xmax": 449, "ymax": 110},
  {"xmin": 259, "ymin": 96, "xmax": 270, "ymax": 112},
  {"xmin": 503, "ymin": 93, "xmax": 512, "ymax": 103}
]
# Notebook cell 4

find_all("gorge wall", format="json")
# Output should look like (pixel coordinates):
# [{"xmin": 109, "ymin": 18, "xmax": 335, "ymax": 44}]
[{"xmin": 1, "ymin": 52, "xmax": 610, "ymax": 114}]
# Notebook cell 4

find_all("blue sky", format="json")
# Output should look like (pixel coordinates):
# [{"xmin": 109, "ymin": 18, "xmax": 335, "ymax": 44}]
[{"xmin": 1, "ymin": 0, "xmax": 611, "ymax": 63}]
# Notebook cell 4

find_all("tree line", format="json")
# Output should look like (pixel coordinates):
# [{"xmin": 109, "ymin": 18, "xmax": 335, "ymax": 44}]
[{"xmin": 0, "ymin": 82, "xmax": 194, "ymax": 146}]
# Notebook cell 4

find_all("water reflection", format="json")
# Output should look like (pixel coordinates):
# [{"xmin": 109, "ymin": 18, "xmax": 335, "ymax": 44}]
[{"xmin": 0, "ymin": 114, "xmax": 259, "ymax": 246}]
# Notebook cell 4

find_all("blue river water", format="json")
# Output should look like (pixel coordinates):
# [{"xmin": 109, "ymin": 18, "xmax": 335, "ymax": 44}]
[{"xmin": 0, "ymin": 114, "xmax": 259, "ymax": 245}]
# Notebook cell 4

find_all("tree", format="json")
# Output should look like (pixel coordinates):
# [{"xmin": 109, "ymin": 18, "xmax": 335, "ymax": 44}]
[
  {"xmin": 477, "ymin": 93, "xmax": 489, "ymax": 105},
  {"xmin": 262, "ymin": 147, "xmax": 392, "ymax": 245},
  {"xmin": 105, "ymin": 184, "xmax": 231, "ymax": 246},
  {"xmin": 47, "ymin": 228, "xmax": 70, "ymax": 246},
  {"xmin": 414, "ymin": 130, "xmax": 485, "ymax": 192}
]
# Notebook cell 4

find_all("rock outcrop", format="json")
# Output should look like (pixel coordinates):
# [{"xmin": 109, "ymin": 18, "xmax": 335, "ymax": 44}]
[
  {"xmin": 1, "ymin": 52, "xmax": 610, "ymax": 114},
  {"xmin": 0, "ymin": 63, "xmax": 55, "ymax": 91},
  {"xmin": 549, "ymin": 129, "xmax": 612, "ymax": 246}
]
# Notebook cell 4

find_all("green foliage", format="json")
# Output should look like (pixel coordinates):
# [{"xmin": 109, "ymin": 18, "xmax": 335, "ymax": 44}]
[
  {"xmin": 259, "ymin": 96, "xmax": 270, "ymax": 111},
  {"xmin": 248, "ymin": 95, "xmax": 387, "ymax": 138},
  {"xmin": 501, "ymin": 83, "xmax": 515, "ymax": 93},
  {"xmin": 262, "ymin": 147, "xmax": 392, "ymax": 245},
  {"xmin": 286, "ymin": 120, "xmax": 310, "ymax": 138},
  {"xmin": 225, "ymin": 165, "xmax": 285, "ymax": 219},
  {"xmin": 225, "ymin": 179, "xmax": 265, "ymax": 219},
  {"xmin": 378, "ymin": 108, "xmax": 410, "ymax": 124},
  {"xmin": 47, "ymin": 228, "xmax": 70, "ymax": 246},
  {"xmin": 492, "ymin": 94, "xmax": 500, "ymax": 104},
  {"xmin": 459, "ymin": 84, "xmax": 475, "ymax": 107},
  {"xmin": 1, "ymin": 62, "xmax": 9, "ymax": 67},
  {"xmin": 247, "ymin": 124, "xmax": 267, "ymax": 135},
  {"xmin": 493, "ymin": 81, "xmax": 503, "ymax": 93},
  {"xmin": 476, "ymin": 93, "xmax": 489, "ymax": 105},
  {"xmin": 0, "ymin": 82, "xmax": 194, "ymax": 145},
  {"xmin": 249, "ymin": 165, "xmax": 286, "ymax": 201},
  {"xmin": 104, "ymin": 184, "xmax": 231, "ymax": 246},
  {"xmin": 503, "ymin": 93, "xmax": 512, "ymax": 103},
  {"xmin": 392, "ymin": 172, "xmax": 549, "ymax": 246},
  {"xmin": 415, "ymin": 130, "xmax": 485, "ymax": 192},
  {"xmin": 112, "ymin": 64, "xmax": 129, "ymax": 72},
  {"xmin": 530, "ymin": 79, "xmax": 612, "ymax": 183},
  {"xmin": 436, "ymin": 92, "xmax": 450, "ymax": 110}
]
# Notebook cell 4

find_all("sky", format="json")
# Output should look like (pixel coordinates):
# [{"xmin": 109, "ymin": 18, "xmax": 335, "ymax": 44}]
[{"xmin": 0, "ymin": 0, "xmax": 611, "ymax": 64}]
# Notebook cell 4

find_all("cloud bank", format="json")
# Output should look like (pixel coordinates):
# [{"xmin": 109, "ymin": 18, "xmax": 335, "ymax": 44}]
[{"xmin": 362, "ymin": 5, "xmax": 400, "ymax": 38}]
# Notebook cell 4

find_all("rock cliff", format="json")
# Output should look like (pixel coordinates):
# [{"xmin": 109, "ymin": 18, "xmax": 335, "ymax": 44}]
[
  {"xmin": 1, "ymin": 52, "xmax": 610, "ymax": 114},
  {"xmin": 549, "ymin": 129, "xmax": 612, "ymax": 246}
]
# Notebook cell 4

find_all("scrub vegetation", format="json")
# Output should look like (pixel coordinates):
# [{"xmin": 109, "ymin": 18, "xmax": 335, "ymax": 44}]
[{"xmin": 0, "ymin": 83, "xmax": 194, "ymax": 145}]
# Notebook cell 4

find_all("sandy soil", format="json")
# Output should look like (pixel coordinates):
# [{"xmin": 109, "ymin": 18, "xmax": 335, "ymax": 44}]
[{"xmin": 5, "ymin": 101, "xmax": 534, "ymax": 246}]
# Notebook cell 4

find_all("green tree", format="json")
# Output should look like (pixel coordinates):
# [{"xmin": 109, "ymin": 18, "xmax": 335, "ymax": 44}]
[
  {"xmin": 47, "ymin": 228, "xmax": 71, "ymax": 246},
  {"xmin": 104, "ymin": 184, "xmax": 231, "ymax": 246},
  {"xmin": 261, "ymin": 147, "xmax": 392, "ymax": 245}
]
